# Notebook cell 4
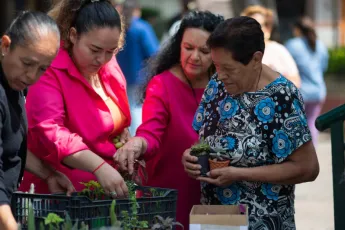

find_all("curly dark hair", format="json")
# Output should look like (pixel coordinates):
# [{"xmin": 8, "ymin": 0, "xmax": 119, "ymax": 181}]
[{"xmin": 140, "ymin": 10, "xmax": 224, "ymax": 103}]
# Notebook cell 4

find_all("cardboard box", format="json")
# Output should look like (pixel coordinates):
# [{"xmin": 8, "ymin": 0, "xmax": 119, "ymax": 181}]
[{"xmin": 190, "ymin": 205, "xmax": 249, "ymax": 230}]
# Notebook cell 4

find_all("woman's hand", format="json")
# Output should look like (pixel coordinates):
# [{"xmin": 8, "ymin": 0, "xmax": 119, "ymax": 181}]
[
  {"xmin": 113, "ymin": 137, "xmax": 147, "ymax": 175},
  {"xmin": 182, "ymin": 148, "xmax": 201, "ymax": 179},
  {"xmin": 119, "ymin": 128, "xmax": 131, "ymax": 144},
  {"xmin": 197, "ymin": 167, "xmax": 239, "ymax": 187},
  {"xmin": 94, "ymin": 163, "xmax": 128, "ymax": 198},
  {"xmin": 46, "ymin": 170, "xmax": 76, "ymax": 196}
]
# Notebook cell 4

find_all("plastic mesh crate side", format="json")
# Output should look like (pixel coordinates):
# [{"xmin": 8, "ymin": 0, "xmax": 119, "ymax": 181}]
[
  {"xmin": 11, "ymin": 192, "xmax": 73, "ymax": 229},
  {"xmin": 11, "ymin": 187, "xmax": 178, "ymax": 229}
]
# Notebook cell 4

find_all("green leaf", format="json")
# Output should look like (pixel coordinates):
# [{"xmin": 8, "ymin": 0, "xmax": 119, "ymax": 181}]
[
  {"xmin": 110, "ymin": 200, "xmax": 121, "ymax": 227},
  {"xmin": 80, "ymin": 222, "xmax": 89, "ymax": 230},
  {"xmin": 44, "ymin": 213, "xmax": 64, "ymax": 225},
  {"xmin": 139, "ymin": 220, "xmax": 149, "ymax": 228},
  {"xmin": 72, "ymin": 219, "xmax": 79, "ymax": 230},
  {"xmin": 39, "ymin": 222, "xmax": 44, "ymax": 230},
  {"xmin": 63, "ymin": 211, "xmax": 73, "ymax": 230},
  {"xmin": 28, "ymin": 202, "xmax": 35, "ymax": 230},
  {"xmin": 190, "ymin": 139, "xmax": 211, "ymax": 156}
]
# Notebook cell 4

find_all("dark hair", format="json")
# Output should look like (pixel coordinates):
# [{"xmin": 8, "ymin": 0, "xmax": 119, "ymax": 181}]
[
  {"xmin": 48, "ymin": 0, "xmax": 124, "ymax": 50},
  {"xmin": 294, "ymin": 17, "xmax": 317, "ymax": 51},
  {"xmin": 4, "ymin": 11, "xmax": 60, "ymax": 50},
  {"xmin": 140, "ymin": 11, "xmax": 224, "ymax": 102},
  {"xmin": 207, "ymin": 16, "xmax": 265, "ymax": 65}
]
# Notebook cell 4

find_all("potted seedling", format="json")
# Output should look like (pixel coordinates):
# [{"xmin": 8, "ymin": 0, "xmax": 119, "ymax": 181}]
[
  {"xmin": 209, "ymin": 148, "xmax": 231, "ymax": 170},
  {"xmin": 190, "ymin": 139, "xmax": 211, "ymax": 177},
  {"xmin": 151, "ymin": 215, "xmax": 183, "ymax": 230}
]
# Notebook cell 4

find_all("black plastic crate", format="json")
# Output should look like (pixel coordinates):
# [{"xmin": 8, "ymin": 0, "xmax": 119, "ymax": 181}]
[{"xmin": 11, "ymin": 186, "xmax": 177, "ymax": 229}]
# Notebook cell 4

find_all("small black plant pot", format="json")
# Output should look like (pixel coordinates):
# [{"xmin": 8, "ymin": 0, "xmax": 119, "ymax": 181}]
[{"xmin": 197, "ymin": 155, "xmax": 210, "ymax": 177}]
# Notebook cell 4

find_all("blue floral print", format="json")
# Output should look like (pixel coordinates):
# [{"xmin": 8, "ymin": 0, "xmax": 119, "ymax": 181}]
[
  {"xmin": 204, "ymin": 79, "xmax": 219, "ymax": 102},
  {"xmin": 272, "ymin": 130, "xmax": 292, "ymax": 158},
  {"xmin": 220, "ymin": 136, "xmax": 238, "ymax": 150},
  {"xmin": 216, "ymin": 185, "xmax": 241, "ymax": 204},
  {"xmin": 193, "ymin": 105, "xmax": 205, "ymax": 131},
  {"xmin": 219, "ymin": 96, "xmax": 239, "ymax": 120},
  {"xmin": 261, "ymin": 183, "xmax": 281, "ymax": 201},
  {"xmin": 254, "ymin": 98, "xmax": 276, "ymax": 123},
  {"xmin": 293, "ymin": 99, "xmax": 308, "ymax": 126}
]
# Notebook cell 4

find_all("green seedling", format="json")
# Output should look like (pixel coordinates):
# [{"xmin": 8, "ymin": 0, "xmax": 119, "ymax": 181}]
[{"xmin": 190, "ymin": 139, "xmax": 211, "ymax": 157}]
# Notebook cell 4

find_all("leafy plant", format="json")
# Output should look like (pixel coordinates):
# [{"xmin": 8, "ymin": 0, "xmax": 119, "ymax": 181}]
[
  {"xmin": 327, "ymin": 47, "xmax": 345, "ymax": 75},
  {"xmin": 190, "ymin": 139, "xmax": 211, "ymax": 157},
  {"xmin": 62, "ymin": 212, "xmax": 80, "ymax": 230},
  {"xmin": 151, "ymin": 215, "xmax": 184, "ymax": 230},
  {"xmin": 148, "ymin": 188, "xmax": 165, "ymax": 212},
  {"xmin": 20, "ymin": 196, "xmax": 176, "ymax": 230},
  {"xmin": 44, "ymin": 213, "xmax": 64, "ymax": 230},
  {"xmin": 121, "ymin": 160, "xmax": 148, "ymax": 186},
  {"xmin": 120, "ymin": 181, "xmax": 149, "ymax": 230},
  {"xmin": 79, "ymin": 180, "xmax": 105, "ymax": 200},
  {"xmin": 209, "ymin": 147, "xmax": 230, "ymax": 161}
]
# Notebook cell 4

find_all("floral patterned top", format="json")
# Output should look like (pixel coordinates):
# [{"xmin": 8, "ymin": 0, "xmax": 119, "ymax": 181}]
[{"xmin": 193, "ymin": 74, "xmax": 311, "ymax": 230}]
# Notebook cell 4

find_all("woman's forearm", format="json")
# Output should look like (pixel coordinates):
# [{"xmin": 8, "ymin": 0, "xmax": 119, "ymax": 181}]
[
  {"xmin": 0, "ymin": 205, "xmax": 17, "ymax": 230},
  {"xmin": 25, "ymin": 150, "xmax": 53, "ymax": 180},
  {"xmin": 235, "ymin": 160, "xmax": 318, "ymax": 185},
  {"xmin": 62, "ymin": 150, "xmax": 105, "ymax": 173}
]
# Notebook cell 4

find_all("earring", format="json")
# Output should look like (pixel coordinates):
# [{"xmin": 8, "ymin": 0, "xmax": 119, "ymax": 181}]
[{"xmin": 1, "ymin": 53, "xmax": 4, "ymax": 57}]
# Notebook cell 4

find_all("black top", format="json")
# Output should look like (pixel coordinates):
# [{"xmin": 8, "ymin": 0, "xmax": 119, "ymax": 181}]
[{"xmin": 0, "ymin": 62, "xmax": 27, "ymax": 205}]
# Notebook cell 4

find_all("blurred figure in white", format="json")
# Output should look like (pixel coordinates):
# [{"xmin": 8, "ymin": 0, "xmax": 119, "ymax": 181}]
[{"xmin": 242, "ymin": 5, "xmax": 301, "ymax": 88}]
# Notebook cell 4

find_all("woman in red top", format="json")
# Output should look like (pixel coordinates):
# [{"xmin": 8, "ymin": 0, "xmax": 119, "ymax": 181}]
[
  {"xmin": 114, "ymin": 11, "xmax": 224, "ymax": 229},
  {"xmin": 19, "ymin": 0, "xmax": 131, "ymax": 198}
]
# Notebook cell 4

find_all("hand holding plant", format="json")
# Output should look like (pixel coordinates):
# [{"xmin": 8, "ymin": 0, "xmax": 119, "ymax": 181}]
[
  {"xmin": 197, "ymin": 166, "xmax": 238, "ymax": 187},
  {"xmin": 183, "ymin": 139, "xmax": 213, "ymax": 178},
  {"xmin": 113, "ymin": 137, "xmax": 147, "ymax": 175},
  {"xmin": 182, "ymin": 148, "xmax": 201, "ymax": 179},
  {"xmin": 112, "ymin": 128, "xmax": 131, "ymax": 149},
  {"xmin": 93, "ymin": 163, "xmax": 129, "ymax": 198}
]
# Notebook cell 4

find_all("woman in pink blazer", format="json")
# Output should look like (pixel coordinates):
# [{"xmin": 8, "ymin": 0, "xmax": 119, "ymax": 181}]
[{"xmin": 19, "ymin": 0, "xmax": 131, "ymax": 198}]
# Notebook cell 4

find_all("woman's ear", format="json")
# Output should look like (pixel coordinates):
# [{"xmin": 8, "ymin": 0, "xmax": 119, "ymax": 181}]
[
  {"xmin": 253, "ymin": 51, "xmax": 263, "ymax": 64},
  {"xmin": 69, "ymin": 27, "xmax": 78, "ymax": 45},
  {"xmin": 1, "ymin": 35, "xmax": 12, "ymax": 56}
]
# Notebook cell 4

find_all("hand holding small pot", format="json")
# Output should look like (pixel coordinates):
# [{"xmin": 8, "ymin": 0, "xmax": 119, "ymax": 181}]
[
  {"xmin": 182, "ymin": 148, "xmax": 201, "ymax": 179},
  {"xmin": 197, "ymin": 166, "xmax": 239, "ymax": 187}
]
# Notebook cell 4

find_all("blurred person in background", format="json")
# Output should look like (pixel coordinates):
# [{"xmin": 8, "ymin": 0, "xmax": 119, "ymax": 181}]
[
  {"xmin": 114, "ymin": 11, "xmax": 224, "ymax": 229},
  {"xmin": 285, "ymin": 17, "xmax": 329, "ymax": 146},
  {"xmin": 242, "ymin": 5, "xmax": 301, "ymax": 88},
  {"xmin": 161, "ymin": 0, "xmax": 198, "ymax": 43},
  {"xmin": 115, "ymin": 0, "xmax": 160, "ymax": 135}
]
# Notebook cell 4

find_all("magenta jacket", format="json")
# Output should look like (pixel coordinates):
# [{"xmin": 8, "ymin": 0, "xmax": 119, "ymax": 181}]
[{"xmin": 19, "ymin": 47, "xmax": 131, "ymax": 193}]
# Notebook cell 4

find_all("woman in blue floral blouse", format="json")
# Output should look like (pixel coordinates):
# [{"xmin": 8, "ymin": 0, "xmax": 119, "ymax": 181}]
[{"xmin": 182, "ymin": 16, "xmax": 320, "ymax": 230}]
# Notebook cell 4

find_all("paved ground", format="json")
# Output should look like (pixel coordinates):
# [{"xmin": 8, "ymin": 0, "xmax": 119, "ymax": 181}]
[{"xmin": 295, "ymin": 132, "xmax": 334, "ymax": 230}]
